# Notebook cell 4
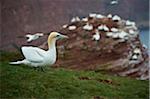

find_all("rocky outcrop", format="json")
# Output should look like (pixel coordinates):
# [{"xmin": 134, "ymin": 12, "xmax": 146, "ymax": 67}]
[{"xmin": 45, "ymin": 14, "xmax": 149, "ymax": 80}]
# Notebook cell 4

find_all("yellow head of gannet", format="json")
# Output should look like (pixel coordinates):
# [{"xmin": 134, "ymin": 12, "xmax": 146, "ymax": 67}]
[
  {"xmin": 47, "ymin": 32, "xmax": 68, "ymax": 48},
  {"xmin": 10, "ymin": 32, "xmax": 68, "ymax": 69}
]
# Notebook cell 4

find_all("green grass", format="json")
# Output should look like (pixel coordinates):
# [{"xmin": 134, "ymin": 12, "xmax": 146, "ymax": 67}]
[{"xmin": 0, "ymin": 52, "xmax": 149, "ymax": 99}]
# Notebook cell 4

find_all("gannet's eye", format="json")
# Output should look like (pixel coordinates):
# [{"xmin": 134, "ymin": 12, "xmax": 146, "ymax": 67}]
[{"xmin": 56, "ymin": 35, "xmax": 60, "ymax": 38}]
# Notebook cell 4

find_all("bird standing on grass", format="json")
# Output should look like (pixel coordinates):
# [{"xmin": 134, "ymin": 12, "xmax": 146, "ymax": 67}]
[{"xmin": 10, "ymin": 32, "xmax": 68, "ymax": 70}]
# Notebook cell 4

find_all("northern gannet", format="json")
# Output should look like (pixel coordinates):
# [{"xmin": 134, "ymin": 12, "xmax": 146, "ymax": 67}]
[
  {"xmin": 83, "ymin": 23, "xmax": 93, "ymax": 31},
  {"xmin": 107, "ymin": 14, "xmax": 113, "ymax": 18},
  {"xmin": 68, "ymin": 25, "xmax": 77, "ymax": 30},
  {"xmin": 118, "ymin": 31, "xmax": 128, "ymax": 39},
  {"xmin": 111, "ymin": 28, "xmax": 119, "ymax": 32},
  {"xmin": 71, "ymin": 16, "xmax": 80, "ymax": 23},
  {"xmin": 133, "ymin": 48, "xmax": 141, "ymax": 54},
  {"xmin": 82, "ymin": 17, "xmax": 88, "ymax": 22},
  {"xmin": 112, "ymin": 15, "xmax": 121, "ymax": 21},
  {"xmin": 128, "ymin": 29, "xmax": 135, "ymax": 35},
  {"xmin": 125, "ymin": 20, "xmax": 136, "ymax": 26},
  {"xmin": 25, "ymin": 33, "xmax": 44, "ymax": 43},
  {"xmin": 106, "ymin": 32, "xmax": 113, "ymax": 37},
  {"xmin": 96, "ymin": 14, "xmax": 105, "ymax": 19},
  {"xmin": 98, "ymin": 25, "xmax": 109, "ymax": 31},
  {"xmin": 10, "ymin": 32, "xmax": 68, "ymax": 68},
  {"xmin": 112, "ymin": 33, "xmax": 119, "ymax": 39},
  {"xmin": 103, "ymin": 25, "xmax": 109, "ymax": 31},
  {"xmin": 89, "ymin": 13, "xmax": 97, "ymax": 18},
  {"xmin": 131, "ymin": 54, "xmax": 138, "ymax": 60},
  {"xmin": 110, "ymin": 0, "xmax": 118, "ymax": 5},
  {"xmin": 92, "ymin": 30, "xmax": 100, "ymax": 41},
  {"xmin": 62, "ymin": 24, "xmax": 68, "ymax": 28},
  {"xmin": 98, "ymin": 25, "xmax": 103, "ymax": 31},
  {"xmin": 92, "ymin": 30, "xmax": 100, "ymax": 45}
]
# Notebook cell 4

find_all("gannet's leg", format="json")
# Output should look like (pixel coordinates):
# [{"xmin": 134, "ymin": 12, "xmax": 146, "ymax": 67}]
[{"xmin": 40, "ymin": 67, "xmax": 45, "ymax": 72}]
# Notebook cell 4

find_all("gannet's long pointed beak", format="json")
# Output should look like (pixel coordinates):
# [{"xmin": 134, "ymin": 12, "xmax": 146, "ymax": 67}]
[{"xmin": 60, "ymin": 34, "xmax": 69, "ymax": 39}]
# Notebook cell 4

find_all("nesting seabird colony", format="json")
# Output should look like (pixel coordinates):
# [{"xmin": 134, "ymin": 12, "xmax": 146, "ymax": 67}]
[{"xmin": 58, "ymin": 13, "xmax": 148, "ymax": 80}]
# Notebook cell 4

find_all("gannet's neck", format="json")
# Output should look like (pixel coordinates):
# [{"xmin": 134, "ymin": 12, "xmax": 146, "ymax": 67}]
[{"xmin": 48, "ymin": 36, "xmax": 56, "ymax": 50}]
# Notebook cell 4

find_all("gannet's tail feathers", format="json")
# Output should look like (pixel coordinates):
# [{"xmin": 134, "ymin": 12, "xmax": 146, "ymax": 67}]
[{"xmin": 9, "ymin": 60, "xmax": 25, "ymax": 65}]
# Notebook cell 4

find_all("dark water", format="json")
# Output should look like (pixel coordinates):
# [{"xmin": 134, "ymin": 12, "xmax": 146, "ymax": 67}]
[{"xmin": 139, "ymin": 30, "xmax": 149, "ymax": 53}]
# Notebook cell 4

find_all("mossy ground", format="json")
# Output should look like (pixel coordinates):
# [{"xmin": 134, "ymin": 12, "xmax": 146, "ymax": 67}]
[{"xmin": 0, "ymin": 51, "xmax": 149, "ymax": 99}]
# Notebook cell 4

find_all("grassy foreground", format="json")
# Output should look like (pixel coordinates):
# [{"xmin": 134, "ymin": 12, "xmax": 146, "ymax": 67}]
[{"xmin": 0, "ymin": 52, "xmax": 149, "ymax": 99}]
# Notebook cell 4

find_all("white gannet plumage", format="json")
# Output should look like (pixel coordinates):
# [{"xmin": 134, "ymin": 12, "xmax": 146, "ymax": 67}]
[
  {"xmin": 131, "ymin": 54, "xmax": 138, "ymax": 60},
  {"xmin": 107, "ymin": 14, "xmax": 113, "ymax": 18},
  {"xmin": 126, "ymin": 20, "xmax": 136, "ymax": 26},
  {"xmin": 103, "ymin": 25, "xmax": 109, "ymax": 31},
  {"xmin": 106, "ymin": 32, "xmax": 113, "ymax": 37},
  {"xmin": 71, "ymin": 16, "xmax": 80, "ymax": 23},
  {"xmin": 98, "ymin": 25, "xmax": 109, "ymax": 31},
  {"xmin": 68, "ymin": 25, "xmax": 77, "ymax": 30},
  {"xmin": 89, "ymin": 13, "xmax": 97, "ymax": 18},
  {"xmin": 110, "ymin": 0, "xmax": 118, "ymax": 5},
  {"xmin": 112, "ymin": 15, "xmax": 121, "ymax": 21},
  {"xmin": 133, "ymin": 48, "xmax": 141, "ymax": 54},
  {"xmin": 92, "ymin": 30, "xmax": 100, "ymax": 41},
  {"xmin": 96, "ymin": 14, "xmax": 105, "ymax": 19},
  {"xmin": 98, "ymin": 25, "xmax": 104, "ymax": 31},
  {"xmin": 10, "ymin": 32, "xmax": 68, "ymax": 67},
  {"xmin": 82, "ymin": 17, "xmax": 88, "ymax": 22},
  {"xmin": 111, "ymin": 28, "xmax": 119, "ymax": 32},
  {"xmin": 25, "ymin": 33, "xmax": 44, "ymax": 42},
  {"xmin": 128, "ymin": 29, "xmax": 135, "ymax": 35},
  {"xmin": 83, "ymin": 23, "xmax": 93, "ymax": 31},
  {"xmin": 118, "ymin": 31, "xmax": 128, "ymax": 39},
  {"xmin": 62, "ymin": 24, "xmax": 68, "ymax": 28}
]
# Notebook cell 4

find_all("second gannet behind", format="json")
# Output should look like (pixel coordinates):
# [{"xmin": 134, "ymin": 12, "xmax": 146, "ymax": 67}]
[{"xmin": 25, "ymin": 33, "xmax": 44, "ymax": 42}]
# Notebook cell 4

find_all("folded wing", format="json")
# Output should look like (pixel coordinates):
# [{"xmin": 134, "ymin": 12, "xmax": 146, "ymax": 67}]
[{"xmin": 21, "ymin": 47, "xmax": 46, "ymax": 62}]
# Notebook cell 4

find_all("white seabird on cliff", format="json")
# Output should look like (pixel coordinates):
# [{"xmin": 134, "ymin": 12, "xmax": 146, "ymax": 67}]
[
  {"xmin": 133, "ymin": 48, "xmax": 141, "ymax": 55},
  {"xmin": 111, "ymin": 28, "xmax": 119, "ymax": 32},
  {"xmin": 71, "ymin": 16, "xmax": 80, "ymax": 23},
  {"xmin": 83, "ymin": 23, "xmax": 93, "ymax": 31},
  {"xmin": 96, "ymin": 14, "xmax": 105, "ymax": 19},
  {"xmin": 103, "ymin": 25, "xmax": 109, "ymax": 31},
  {"xmin": 92, "ymin": 30, "xmax": 100, "ymax": 41},
  {"xmin": 106, "ymin": 32, "xmax": 113, "ymax": 37},
  {"xmin": 118, "ymin": 31, "xmax": 128, "ymax": 39},
  {"xmin": 112, "ymin": 15, "xmax": 121, "ymax": 21},
  {"xmin": 82, "ymin": 17, "xmax": 88, "ymax": 22},
  {"xmin": 92, "ymin": 30, "xmax": 101, "ymax": 45},
  {"xmin": 107, "ymin": 14, "xmax": 113, "ymax": 18},
  {"xmin": 68, "ymin": 25, "xmax": 77, "ymax": 31},
  {"xmin": 98, "ymin": 25, "xmax": 109, "ymax": 31},
  {"xmin": 89, "ymin": 13, "xmax": 97, "ymax": 18},
  {"xmin": 10, "ymin": 32, "xmax": 68, "ymax": 70},
  {"xmin": 126, "ymin": 20, "xmax": 136, "ymax": 26},
  {"xmin": 62, "ymin": 24, "xmax": 68, "ymax": 28}
]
